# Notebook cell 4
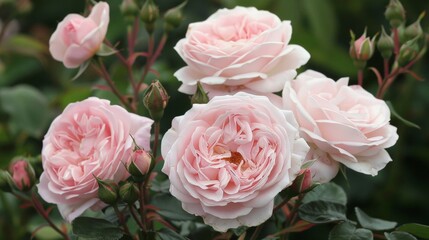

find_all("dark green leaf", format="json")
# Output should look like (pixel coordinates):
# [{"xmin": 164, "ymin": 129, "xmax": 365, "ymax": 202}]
[
  {"xmin": 302, "ymin": 182, "xmax": 347, "ymax": 205},
  {"xmin": 72, "ymin": 217, "xmax": 123, "ymax": 240},
  {"xmin": 329, "ymin": 222, "xmax": 373, "ymax": 240},
  {"xmin": 299, "ymin": 201, "xmax": 347, "ymax": 224},
  {"xmin": 156, "ymin": 228, "xmax": 189, "ymax": 240},
  {"xmin": 355, "ymin": 207, "xmax": 397, "ymax": 231},
  {"xmin": 397, "ymin": 223, "xmax": 429, "ymax": 239},
  {"xmin": 387, "ymin": 101, "xmax": 420, "ymax": 129},
  {"xmin": 0, "ymin": 85, "xmax": 51, "ymax": 138},
  {"xmin": 385, "ymin": 231, "xmax": 417, "ymax": 240},
  {"xmin": 151, "ymin": 193, "xmax": 196, "ymax": 221},
  {"xmin": 231, "ymin": 226, "xmax": 248, "ymax": 236}
]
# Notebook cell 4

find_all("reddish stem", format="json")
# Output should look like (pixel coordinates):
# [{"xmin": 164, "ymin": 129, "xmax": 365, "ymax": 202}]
[
  {"xmin": 357, "ymin": 69, "xmax": 364, "ymax": 86},
  {"xmin": 383, "ymin": 59, "xmax": 390, "ymax": 79},
  {"xmin": 393, "ymin": 28, "xmax": 400, "ymax": 56}
]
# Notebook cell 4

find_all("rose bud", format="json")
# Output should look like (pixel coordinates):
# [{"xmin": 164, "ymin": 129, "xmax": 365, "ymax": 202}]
[
  {"xmin": 191, "ymin": 82, "xmax": 209, "ymax": 104},
  {"xmin": 384, "ymin": 0, "xmax": 406, "ymax": 28},
  {"xmin": 120, "ymin": 0, "xmax": 139, "ymax": 24},
  {"xmin": 404, "ymin": 13, "xmax": 425, "ymax": 41},
  {"xmin": 164, "ymin": 0, "xmax": 187, "ymax": 32},
  {"xmin": 9, "ymin": 159, "xmax": 36, "ymax": 191},
  {"xmin": 143, "ymin": 80, "xmax": 169, "ymax": 121},
  {"xmin": 0, "ymin": 170, "xmax": 14, "ymax": 192},
  {"xmin": 377, "ymin": 26, "xmax": 394, "ymax": 59},
  {"xmin": 350, "ymin": 30, "xmax": 375, "ymax": 62},
  {"xmin": 140, "ymin": 0, "xmax": 159, "ymax": 33},
  {"xmin": 290, "ymin": 169, "xmax": 313, "ymax": 194},
  {"xmin": 96, "ymin": 178, "xmax": 119, "ymax": 205},
  {"xmin": 127, "ymin": 149, "xmax": 152, "ymax": 181},
  {"xmin": 397, "ymin": 37, "xmax": 420, "ymax": 67},
  {"xmin": 119, "ymin": 182, "xmax": 139, "ymax": 204}
]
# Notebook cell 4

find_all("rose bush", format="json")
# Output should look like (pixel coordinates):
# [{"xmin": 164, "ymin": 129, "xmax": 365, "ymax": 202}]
[
  {"xmin": 174, "ymin": 6, "xmax": 310, "ymax": 96},
  {"xmin": 49, "ymin": 1, "xmax": 109, "ymax": 68},
  {"xmin": 161, "ymin": 92, "xmax": 309, "ymax": 232},
  {"xmin": 283, "ymin": 70, "xmax": 399, "ymax": 177},
  {"xmin": 37, "ymin": 97, "xmax": 153, "ymax": 222}
]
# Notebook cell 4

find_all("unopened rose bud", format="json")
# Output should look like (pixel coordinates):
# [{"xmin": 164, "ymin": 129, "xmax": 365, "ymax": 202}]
[
  {"xmin": 404, "ymin": 12, "xmax": 425, "ymax": 41},
  {"xmin": 0, "ymin": 170, "xmax": 14, "ymax": 192},
  {"xmin": 9, "ymin": 159, "xmax": 36, "ymax": 191},
  {"xmin": 397, "ymin": 37, "xmax": 420, "ymax": 67},
  {"xmin": 140, "ymin": 0, "xmax": 159, "ymax": 33},
  {"xmin": 291, "ymin": 169, "xmax": 313, "ymax": 194},
  {"xmin": 96, "ymin": 178, "xmax": 119, "ymax": 205},
  {"xmin": 120, "ymin": 0, "xmax": 139, "ymax": 23},
  {"xmin": 143, "ymin": 80, "xmax": 169, "ymax": 121},
  {"xmin": 350, "ymin": 30, "xmax": 375, "ymax": 69},
  {"xmin": 385, "ymin": 0, "xmax": 406, "ymax": 28},
  {"xmin": 191, "ymin": 82, "xmax": 209, "ymax": 104},
  {"xmin": 128, "ymin": 149, "xmax": 152, "ymax": 181},
  {"xmin": 377, "ymin": 26, "xmax": 394, "ymax": 59},
  {"xmin": 119, "ymin": 182, "xmax": 139, "ymax": 204},
  {"xmin": 164, "ymin": 1, "xmax": 187, "ymax": 32}
]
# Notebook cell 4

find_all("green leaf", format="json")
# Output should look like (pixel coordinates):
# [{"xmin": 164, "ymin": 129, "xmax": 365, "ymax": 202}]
[
  {"xmin": 3, "ymin": 34, "xmax": 48, "ymax": 57},
  {"xmin": 72, "ymin": 60, "xmax": 91, "ymax": 81},
  {"xmin": 0, "ymin": 85, "xmax": 51, "ymax": 138},
  {"xmin": 302, "ymin": 182, "xmax": 347, "ymax": 205},
  {"xmin": 329, "ymin": 222, "xmax": 373, "ymax": 240},
  {"xmin": 299, "ymin": 200, "xmax": 347, "ymax": 224},
  {"xmin": 397, "ymin": 223, "xmax": 429, "ymax": 239},
  {"xmin": 156, "ymin": 228, "xmax": 189, "ymax": 240},
  {"xmin": 72, "ymin": 217, "xmax": 124, "ymax": 240},
  {"xmin": 355, "ymin": 207, "xmax": 397, "ymax": 231},
  {"xmin": 385, "ymin": 231, "xmax": 418, "ymax": 240},
  {"xmin": 386, "ymin": 101, "xmax": 420, "ymax": 129},
  {"xmin": 151, "ymin": 193, "xmax": 196, "ymax": 221}
]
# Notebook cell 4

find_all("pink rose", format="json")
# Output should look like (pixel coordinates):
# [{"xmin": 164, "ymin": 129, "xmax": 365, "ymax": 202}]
[
  {"xmin": 161, "ymin": 92, "xmax": 309, "ymax": 231},
  {"xmin": 283, "ymin": 70, "xmax": 399, "ymax": 177},
  {"xmin": 37, "ymin": 97, "xmax": 153, "ymax": 222},
  {"xmin": 9, "ymin": 160, "xmax": 34, "ymax": 191},
  {"xmin": 174, "ymin": 6, "xmax": 310, "ymax": 95},
  {"xmin": 49, "ymin": 2, "xmax": 109, "ymax": 68}
]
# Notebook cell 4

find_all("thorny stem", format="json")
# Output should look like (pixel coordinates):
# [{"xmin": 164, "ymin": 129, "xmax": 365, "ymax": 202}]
[
  {"xmin": 94, "ymin": 58, "xmax": 136, "ymax": 112},
  {"xmin": 129, "ymin": 204, "xmax": 145, "ymax": 229},
  {"xmin": 138, "ymin": 33, "xmax": 168, "ymax": 89},
  {"xmin": 284, "ymin": 195, "xmax": 304, "ymax": 240},
  {"xmin": 31, "ymin": 192, "xmax": 70, "ymax": 240},
  {"xmin": 113, "ymin": 204, "xmax": 132, "ymax": 237},
  {"xmin": 138, "ymin": 182, "xmax": 148, "ymax": 232}
]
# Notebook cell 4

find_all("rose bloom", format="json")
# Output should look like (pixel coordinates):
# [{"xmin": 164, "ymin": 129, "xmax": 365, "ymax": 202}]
[
  {"xmin": 161, "ymin": 92, "xmax": 309, "ymax": 232},
  {"xmin": 283, "ymin": 70, "xmax": 399, "ymax": 177},
  {"xmin": 174, "ymin": 6, "xmax": 310, "ymax": 96},
  {"xmin": 37, "ymin": 97, "xmax": 153, "ymax": 222},
  {"xmin": 49, "ymin": 2, "xmax": 109, "ymax": 68}
]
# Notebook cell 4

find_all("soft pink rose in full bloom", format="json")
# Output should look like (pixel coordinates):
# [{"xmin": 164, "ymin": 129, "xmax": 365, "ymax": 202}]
[
  {"xmin": 161, "ymin": 92, "xmax": 309, "ymax": 231},
  {"xmin": 37, "ymin": 97, "xmax": 153, "ymax": 222},
  {"xmin": 49, "ymin": 2, "xmax": 109, "ymax": 68},
  {"xmin": 283, "ymin": 70, "xmax": 399, "ymax": 178},
  {"xmin": 174, "ymin": 6, "xmax": 310, "ymax": 96}
]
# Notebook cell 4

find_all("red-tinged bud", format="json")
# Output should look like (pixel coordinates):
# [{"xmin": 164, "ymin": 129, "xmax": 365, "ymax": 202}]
[
  {"xmin": 291, "ymin": 169, "xmax": 313, "ymax": 194},
  {"xmin": 350, "ymin": 30, "xmax": 375, "ymax": 69},
  {"xmin": 127, "ymin": 149, "xmax": 152, "ymax": 182},
  {"xmin": 0, "ymin": 170, "xmax": 14, "ymax": 192},
  {"xmin": 9, "ymin": 158, "xmax": 36, "ymax": 191},
  {"xmin": 143, "ymin": 80, "xmax": 169, "ymax": 121},
  {"xmin": 119, "ymin": 182, "xmax": 139, "ymax": 204},
  {"xmin": 96, "ymin": 178, "xmax": 119, "ymax": 205},
  {"xmin": 191, "ymin": 82, "xmax": 209, "ymax": 104},
  {"xmin": 164, "ymin": 1, "xmax": 187, "ymax": 32},
  {"xmin": 140, "ymin": 0, "xmax": 159, "ymax": 33},
  {"xmin": 385, "ymin": 0, "xmax": 406, "ymax": 28},
  {"xmin": 377, "ymin": 26, "xmax": 394, "ymax": 59},
  {"xmin": 397, "ymin": 37, "xmax": 420, "ymax": 67}
]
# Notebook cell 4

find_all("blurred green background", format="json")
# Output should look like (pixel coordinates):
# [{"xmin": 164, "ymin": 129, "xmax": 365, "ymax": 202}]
[{"xmin": 0, "ymin": 0, "xmax": 428, "ymax": 239}]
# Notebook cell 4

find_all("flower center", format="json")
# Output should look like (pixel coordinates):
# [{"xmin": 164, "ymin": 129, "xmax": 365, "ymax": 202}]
[{"xmin": 225, "ymin": 151, "xmax": 243, "ymax": 165}]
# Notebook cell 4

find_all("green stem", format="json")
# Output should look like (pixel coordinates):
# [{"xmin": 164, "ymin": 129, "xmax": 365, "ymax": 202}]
[{"xmin": 113, "ymin": 204, "xmax": 132, "ymax": 237}]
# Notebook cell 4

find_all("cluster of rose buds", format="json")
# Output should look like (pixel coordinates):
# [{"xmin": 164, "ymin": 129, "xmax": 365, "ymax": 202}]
[
  {"xmin": 0, "ymin": 157, "xmax": 36, "ymax": 192},
  {"xmin": 349, "ymin": 0, "xmax": 427, "ymax": 97}
]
